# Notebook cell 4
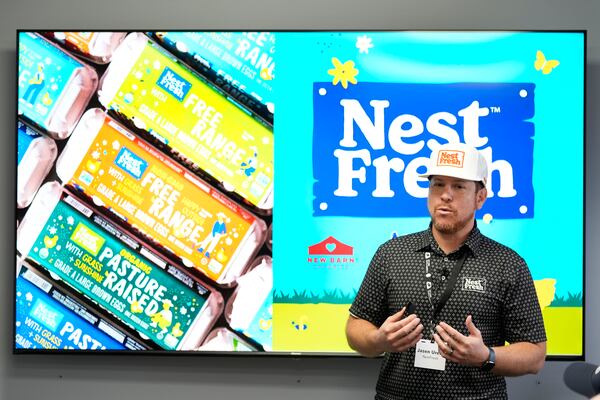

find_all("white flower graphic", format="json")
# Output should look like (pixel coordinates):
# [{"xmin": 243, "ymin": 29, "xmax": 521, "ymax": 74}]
[{"xmin": 356, "ymin": 35, "xmax": 374, "ymax": 54}]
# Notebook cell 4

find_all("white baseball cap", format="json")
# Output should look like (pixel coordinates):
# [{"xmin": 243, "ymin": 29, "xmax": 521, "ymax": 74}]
[{"xmin": 419, "ymin": 143, "xmax": 488, "ymax": 185}]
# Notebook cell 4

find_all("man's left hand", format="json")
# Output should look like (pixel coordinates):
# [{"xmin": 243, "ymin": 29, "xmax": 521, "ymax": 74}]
[{"xmin": 433, "ymin": 315, "xmax": 489, "ymax": 367}]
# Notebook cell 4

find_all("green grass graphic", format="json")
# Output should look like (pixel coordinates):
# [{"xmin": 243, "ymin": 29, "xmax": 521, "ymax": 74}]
[
  {"xmin": 274, "ymin": 289, "xmax": 357, "ymax": 304},
  {"xmin": 550, "ymin": 291, "xmax": 582, "ymax": 307}
]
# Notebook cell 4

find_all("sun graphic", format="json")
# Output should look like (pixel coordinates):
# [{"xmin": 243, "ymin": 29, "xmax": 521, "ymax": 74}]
[{"xmin": 327, "ymin": 57, "xmax": 359, "ymax": 89}]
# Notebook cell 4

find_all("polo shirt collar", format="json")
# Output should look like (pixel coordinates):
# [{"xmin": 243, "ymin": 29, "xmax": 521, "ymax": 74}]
[{"xmin": 416, "ymin": 221, "xmax": 483, "ymax": 257}]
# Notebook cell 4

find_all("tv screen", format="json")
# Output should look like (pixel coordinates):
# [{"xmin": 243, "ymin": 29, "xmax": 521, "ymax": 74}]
[{"xmin": 15, "ymin": 30, "xmax": 585, "ymax": 357}]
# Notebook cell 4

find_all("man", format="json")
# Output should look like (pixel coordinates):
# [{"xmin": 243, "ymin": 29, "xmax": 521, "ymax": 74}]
[
  {"xmin": 23, "ymin": 63, "xmax": 46, "ymax": 104},
  {"xmin": 346, "ymin": 143, "xmax": 546, "ymax": 400},
  {"xmin": 197, "ymin": 212, "xmax": 228, "ymax": 258}
]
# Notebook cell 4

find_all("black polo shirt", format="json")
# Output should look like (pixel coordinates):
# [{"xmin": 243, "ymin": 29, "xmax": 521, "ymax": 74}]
[{"xmin": 349, "ymin": 224, "xmax": 546, "ymax": 400}]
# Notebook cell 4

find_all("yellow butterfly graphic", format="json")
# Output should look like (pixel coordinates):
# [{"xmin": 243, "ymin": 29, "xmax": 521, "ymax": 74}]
[{"xmin": 534, "ymin": 50, "xmax": 560, "ymax": 74}]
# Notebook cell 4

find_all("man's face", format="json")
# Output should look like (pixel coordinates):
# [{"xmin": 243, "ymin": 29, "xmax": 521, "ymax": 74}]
[{"xmin": 427, "ymin": 175, "xmax": 487, "ymax": 235}]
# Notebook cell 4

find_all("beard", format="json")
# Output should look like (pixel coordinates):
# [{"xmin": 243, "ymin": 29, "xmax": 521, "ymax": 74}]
[{"xmin": 431, "ymin": 211, "xmax": 474, "ymax": 235}]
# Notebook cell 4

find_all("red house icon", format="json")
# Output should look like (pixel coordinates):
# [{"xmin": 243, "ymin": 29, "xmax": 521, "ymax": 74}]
[{"xmin": 308, "ymin": 236, "xmax": 353, "ymax": 255}]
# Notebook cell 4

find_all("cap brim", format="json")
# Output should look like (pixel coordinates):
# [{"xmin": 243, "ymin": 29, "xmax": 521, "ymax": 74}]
[{"xmin": 418, "ymin": 169, "xmax": 485, "ymax": 184}]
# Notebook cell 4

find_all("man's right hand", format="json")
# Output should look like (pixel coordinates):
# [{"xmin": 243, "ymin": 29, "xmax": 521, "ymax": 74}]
[{"xmin": 371, "ymin": 308, "xmax": 424, "ymax": 353}]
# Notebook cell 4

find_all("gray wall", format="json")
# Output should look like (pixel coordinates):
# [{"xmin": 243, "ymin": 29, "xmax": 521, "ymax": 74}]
[{"xmin": 1, "ymin": 1, "xmax": 598, "ymax": 399}]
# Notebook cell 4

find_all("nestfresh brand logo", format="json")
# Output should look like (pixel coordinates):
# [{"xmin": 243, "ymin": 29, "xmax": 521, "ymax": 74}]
[
  {"xmin": 156, "ymin": 66, "xmax": 191, "ymax": 102},
  {"xmin": 70, "ymin": 223, "xmax": 105, "ymax": 256},
  {"xmin": 438, "ymin": 150, "xmax": 464, "ymax": 168},
  {"xmin": 462, "ymin": 277, "xmax": 486, "ymax": 293},
  {"xmin": 30, "ymin": 299, "xmax": 64, "ymax": 332},
  {"xmin": 313, "ymin": 82, "xmax": 535, "ymax": 219},
  {"xmin": 115, "ymin": 147, "xmax": 148, "ymax": 180}
]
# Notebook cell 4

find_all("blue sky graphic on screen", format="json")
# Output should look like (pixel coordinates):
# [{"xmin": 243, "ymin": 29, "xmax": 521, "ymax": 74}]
[
  {"xmin": 274, "ymin": 31, "xmax": 583, "ymax": 314},
  {"xmin": 313, "ymin": 82, "xmax": 535, "ymax": 218}
]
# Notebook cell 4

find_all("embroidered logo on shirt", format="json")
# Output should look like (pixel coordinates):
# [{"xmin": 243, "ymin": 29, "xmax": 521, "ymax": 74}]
[{"xmin": 461, "ymin": 277, "xmax": 486, "ymax": 293}]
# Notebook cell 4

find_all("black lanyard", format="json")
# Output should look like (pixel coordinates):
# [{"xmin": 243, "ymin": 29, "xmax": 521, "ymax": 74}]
[{"xmin": 424, "ymin": 250, "xmax": 468, "ymax": 338}]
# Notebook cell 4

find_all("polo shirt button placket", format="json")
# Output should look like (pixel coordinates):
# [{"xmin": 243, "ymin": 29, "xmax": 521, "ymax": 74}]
[{"xmin": 442, "ymin": 257, "xmax": 449, "ymax": 280}]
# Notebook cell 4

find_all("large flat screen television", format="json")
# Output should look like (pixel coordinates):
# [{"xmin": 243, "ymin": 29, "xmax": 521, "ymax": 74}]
[{"xmin": 15, "ymin": 30, "xmax": 585, "ymax": 358}]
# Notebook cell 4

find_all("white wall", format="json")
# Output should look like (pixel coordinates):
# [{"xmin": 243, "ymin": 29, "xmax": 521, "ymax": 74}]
[{"xmin": 1, "ymin": 1, "xmax": 598, "ymax": 399}]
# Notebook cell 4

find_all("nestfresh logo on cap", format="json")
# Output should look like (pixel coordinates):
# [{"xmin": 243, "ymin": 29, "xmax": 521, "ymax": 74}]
[{"xmin": 437, "ymin": 150, "xmax": 465, "ymax": 168}]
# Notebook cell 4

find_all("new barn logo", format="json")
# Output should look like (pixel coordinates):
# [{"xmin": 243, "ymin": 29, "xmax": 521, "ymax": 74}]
[
  {"xmin": 307, "ymin": 236, "xmax": 355, "ymax": 269},
  {"xmin": 312, "ymin": 82, "xmax": 536, "ymax": 219}
]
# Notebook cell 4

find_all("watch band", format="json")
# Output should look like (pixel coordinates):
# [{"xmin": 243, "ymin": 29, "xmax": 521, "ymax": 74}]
[{"xmin": 481, "ymin": 346, "xmax": 496, "ymax": 371}]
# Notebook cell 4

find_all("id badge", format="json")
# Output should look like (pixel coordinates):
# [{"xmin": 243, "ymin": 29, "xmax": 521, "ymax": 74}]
[{"xmin": 414, "ymin": 339, "xmax": 446, "ymax": 371}]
